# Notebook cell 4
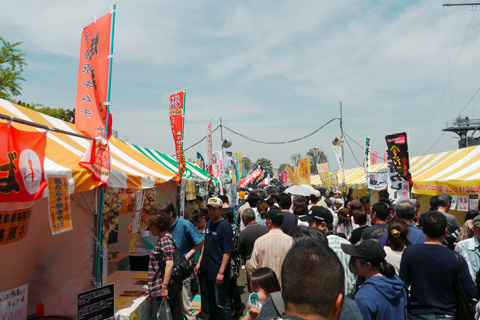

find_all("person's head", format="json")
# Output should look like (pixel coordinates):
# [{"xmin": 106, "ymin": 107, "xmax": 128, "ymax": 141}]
[
  {"xmin": 222, "ymin": 208, "xmax": 235, "ymax": 224},
  {"xmin": 429, "ymin": 195, "xmax": 439, "ymax": 210},
  {"xmin": 265, "ymin": 208, "xmax": 284, "ymax": 229},
  {"xmin": 414, "ymin": 201, "xmax": 421, "ymax": 215},
  {"xmin": 206, "ymin": 197, "xmax": 224, "ymax": 222},
  {"xmin": 353, "ymin": 210, "xmax": 367, "ymax": 226},
  {"xmin": 195, "ymin": 195, "xmax": 204, "ymax": 204},
  {"xmin": 278, "ymin": 193, "xmax": 292, "ymax": 210},
  {"xmin": 282, "ymin": 241, "xmax": 344, "ymax": 319},
  {"xmin": 337, "ymin": 208, "xmax": 350, "ymax": 225},
  {"xmin": 156, "ymin": 201, "xmax": 177, "ymax": 224},
  {"xmin": 293, "ymin": 201, "xmax": 308, "ymax": 216},
  {"xmin": 299, "ymin": 206, "xmax": 334, "ymax": 232},
  {"xmin": 360, "ymin": 196, "xmax": 371, "ymax": 212},
  {"xmin": 378, "ymin": 197, "xmax": 391, "ymax": 208},
  {"xmin": 242, "ymin": 208, "xmax": 256, "ymax": 225},
  {"xmin": 246, "ymin": 193, "xmax": 260, "ymax": 208},
  {"xmin": 386, "ymin": 219, "xmax": 411, "ymax": 251},
  {"xmin": 437, "ymin": 194, "xmax": 452, "ymax": 211},
  {"xmin": 250, "ymin": 267, "xmax": 281, "ymax": 302},
  {"xmin": 349, "ymin": 199, "xmax": 362, "ymax": 211},
  {"xmin": 318, "ymin": 188, "xmax": 327, "ymax": 197},
  {"xmin": 257, "ymin": 200, "xmax": 269, "ymax": 217},
  {"xmin": 342, "ymin": 240, "xmax": 395, "ymax": 279},
  {"xmin": 395, "ymin": 199, "xmax": 416, "ymax": 221},
  {"xmin": 378, "ymin": 190, "xmax": 389, "ymax": 201},
  {"xmin": 473, "ymin": 216, "xmax": 480, "ymax": 242},
  {"xmin": 420, "ymin": 210, "xmax": 448, "ymax": 239},
  {"xmin": 324, "ymin": 198, "xmax": 333, "ymax": 208},
  {"xmin": 310, "ymin": 190, "xmax": 321, "ymax": 204},
  {"xmin": 290, "ymin": 225, "xmax": 328, "ymax": 246},
  {"xmin": 334, "ymin": 198, "xmax": 344, "ymax": 209},
  {"xmin": 147, "ymin": 209, "xmax": 171, "ymax": 236},
  {"xmin": 371, "ymin": 202, "xmax": 389, "ymax": 223},
  {"xmin": 466, "ymin": 210, "xmax": 479, "ymax": 221},
  {"xmin": 219, "ymin": 195, "xmax": 229, "ymax": 206},
  {"xmin": 334, "ymin": 190, "xmax": 342, "ymax": 199},
  {"xmin": 192, "ymin": 208, "xmax": 208, "ymax": 230}
]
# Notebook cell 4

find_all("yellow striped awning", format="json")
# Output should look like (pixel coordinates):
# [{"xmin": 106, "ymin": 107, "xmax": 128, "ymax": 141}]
[{"xmin": 0, "ymin": 99, "xmax": 177, "ymax": 194}]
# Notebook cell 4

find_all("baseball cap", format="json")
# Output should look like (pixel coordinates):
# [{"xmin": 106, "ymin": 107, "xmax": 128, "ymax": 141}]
[
  {"xmin": 341, "ymin": 240, "xmax": 386, "ymax": 266},
  {"xmin": 207, "ymin": 197, "xmax": 223, "ymax": 208},
  {"xmin": 266, "ymin": 208, "xmax": 284, "ymax": 219},
  {"xmin": 334, "ymin": 198, "xmax": 344, "ymax": 205},
  {"xmin": 334, "ymin": 190, "xmax": 342, "ymax": 195},
  {"xmin": 474, "ymin": 215, "xmax": 480, "ymax": 227},
  {"xmin": 310, "ymin": 190, "xmax": 321, "ymax": 197},
  {"xmin": 299, "ymin": 206, "xmax": 333, "ymax": 224}
]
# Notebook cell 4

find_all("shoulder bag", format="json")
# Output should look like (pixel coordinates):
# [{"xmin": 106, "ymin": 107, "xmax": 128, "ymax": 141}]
[
  {"xmin": 453, "ymin": 251, "xmax": 475, "ymax": 319},
  {"xmin": 169, "ymin": 238, "xmax": 193, "ymax": 286}
]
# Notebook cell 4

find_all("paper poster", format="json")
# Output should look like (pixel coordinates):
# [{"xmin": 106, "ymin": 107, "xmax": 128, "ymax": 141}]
[
  {"xmin": 450, "ymin": 195, "xmax": 458, "ymax": 210},
  {"xmin": 457, "ymin": 196, "xmax": 469, "ymax": 211},
  {"xmin": 114, "ymin": 296, "xmax": 133, "ymax": 309},
  {"xmin": 0, "ymin": 207, "xmax": 32, "ymax": 246},
  {"xmin": 0, "ymin": 284, "xmax": 28, "ymax": 320},
  {"xmin": 367, "ymin": 171, "xmax": 388, "ymax": 190},
  {"xmin": 298, "ymin": 158, "xmax": 310, "ymax": 185},
  {"xmin": 48, "ymin": 175, "xmax": 72, "ymax": 234},
  {"xmin": 118, "ymin": 188, "xmax": 136, "ymax": 215},
  {"xmin": 469, "ymin": 195, "xmax": 479, "ymax": 211}
]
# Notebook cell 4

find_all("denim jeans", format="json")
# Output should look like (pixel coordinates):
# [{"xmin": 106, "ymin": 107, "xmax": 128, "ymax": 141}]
[{"xmin": 205, "ymin": 277, "xmax": 231, "ymax": 320}]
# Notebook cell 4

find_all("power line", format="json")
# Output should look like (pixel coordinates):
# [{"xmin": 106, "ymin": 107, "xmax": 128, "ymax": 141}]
[
  {"xmin": 343, "ymin": 135, "xmax": 363, "ymax": 167},
  {"xmin": 184, "ymin": 118, "xmax": 340, "ymax": 151}
]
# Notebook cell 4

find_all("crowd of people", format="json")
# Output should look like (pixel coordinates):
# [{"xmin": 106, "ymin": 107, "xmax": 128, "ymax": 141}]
[{"xmin": 140, "ymin": 187, "xmax": 480, "ymax": 320}]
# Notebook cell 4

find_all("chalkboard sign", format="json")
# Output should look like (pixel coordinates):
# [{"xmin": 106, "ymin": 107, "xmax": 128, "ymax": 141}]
[{"xmin": 77, "ymin": 284, "xmax": 114, "ymax": 320}]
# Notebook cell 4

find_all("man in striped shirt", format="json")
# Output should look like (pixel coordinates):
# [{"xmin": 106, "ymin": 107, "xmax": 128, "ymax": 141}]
[{"xmin": 251, "ymin": 208, "xmax": 293, "ymax": 286}]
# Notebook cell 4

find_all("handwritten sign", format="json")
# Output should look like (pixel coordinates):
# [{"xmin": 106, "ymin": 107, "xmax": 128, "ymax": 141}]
[
  {"xmin": 47, "ymin": 175, "xmax": 72, "ymax": 234},
  {"xmin": 0, "ymin": 284, "xmax": 28, "ymax": 320}
]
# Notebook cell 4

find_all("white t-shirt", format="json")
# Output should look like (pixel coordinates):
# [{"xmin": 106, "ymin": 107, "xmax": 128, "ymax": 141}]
[
  {"xmin": 383, "ymin": 246, "xmax": 404, "ymax": 275},
  {"xmin": 130, "ymin": 230, "xmax": 151, "ymax": 256}
]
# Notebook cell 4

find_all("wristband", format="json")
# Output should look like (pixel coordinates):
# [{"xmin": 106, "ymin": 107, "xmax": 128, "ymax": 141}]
[{"xmin": 219, "ymin": 272, "xmax": 224, "ymax": 275}]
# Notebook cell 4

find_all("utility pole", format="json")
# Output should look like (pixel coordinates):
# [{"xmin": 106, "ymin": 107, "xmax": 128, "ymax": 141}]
[{"xmin": 340, "ymin": 101, "xmax": 346, "ymax": 198}]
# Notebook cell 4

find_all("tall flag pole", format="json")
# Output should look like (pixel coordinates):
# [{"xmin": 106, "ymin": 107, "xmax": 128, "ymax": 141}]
[
  {"xmin": 207, "ymin": 119, "xmax": 213, "ymax": 185},
  {"xmin": 74, "ymin": 4, "xmax": 116, "ymax": 287}
]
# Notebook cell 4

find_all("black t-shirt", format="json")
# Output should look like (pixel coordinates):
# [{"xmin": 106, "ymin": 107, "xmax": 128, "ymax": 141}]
[
  {"xmin": 201, "ymin": 219, "xmax": 235, "ymax": 281},
  {"xmin": 350, "ymin": 226, "xmax": 368, "ymax": 244}
]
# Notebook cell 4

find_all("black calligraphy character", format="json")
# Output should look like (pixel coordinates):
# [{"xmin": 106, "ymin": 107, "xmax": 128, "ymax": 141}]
[
  {"xmin": 89, "ymin": 31, "xmax": 100, "ymax": 58},
  {"xmin": 79, "ymin": 108, "xmax": 94, "ymax": 118},
  {"xmin": 82, "ymin": 30, "xmax": 89, "ymax": 44},
  {"xmin": 0, "ymin": 152, "xmax": 21, "ymax": 194},
  {"xmin": 82, "ymin": 79, "xmax": 94, "ymax": 89},
  {"xmin": 81, "ymin": 49, "xmax": 90, "ymax": 61},
  {"xmin": 82, "ymin": 63, "xmax": 91, "ymax": 75},
  {"xmin": 7, "ymin": 227, "xmax": 17, "ymax": 241}
]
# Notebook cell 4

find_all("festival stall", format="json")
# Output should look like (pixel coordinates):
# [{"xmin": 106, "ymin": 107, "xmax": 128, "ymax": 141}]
[{"xmin": 0, "ymin": 99, "xmax": 179, "ymax": 317}]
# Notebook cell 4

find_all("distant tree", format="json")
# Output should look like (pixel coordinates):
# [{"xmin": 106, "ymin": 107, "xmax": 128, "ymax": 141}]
[
  {"xmin": 278, "ymin": 163, "xmax": 289, "ymax": 173},
  {"xmin": 0, "ymin": 37, "xmax": 26, "ymax": 100},
  {"xmin": 307, "ymin": 148, "xmax": 328, "ymax": 174},
  {"xmin": 291, "ymin": 153, "xmax": 301, "ymax": 167},
  {"xmin": 16, "ymin": 101, "xmax": 75, "ymax": 123},
  {"xmin": 254, "ymin": 157, "xmax": 274, "ymax": 177},
  {"xmin": 243, "ymin": 156, "xmax": 253, "ymax": 173}
]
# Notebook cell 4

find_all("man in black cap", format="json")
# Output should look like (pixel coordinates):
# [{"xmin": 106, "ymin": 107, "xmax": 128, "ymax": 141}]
[
  {"xmin": 251, "ymin": 208, "xmax": 293, "ymax": 285},
  {"xmin": 299, "ymin": 207, "xmax": 357, "ymax": 298}
]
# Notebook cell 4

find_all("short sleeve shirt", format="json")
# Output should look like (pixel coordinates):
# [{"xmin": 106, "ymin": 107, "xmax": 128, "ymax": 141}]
[
  {"xmin": 201, "ymin": 219, "xmax": 235, "ymax": 280},
  {"xmin": 148, "ymin": 235, "xmax": 176, "ymax": 297},
  {"xmin": 170, "ymin": 218, "xmax": 204, "ymax": 256}
]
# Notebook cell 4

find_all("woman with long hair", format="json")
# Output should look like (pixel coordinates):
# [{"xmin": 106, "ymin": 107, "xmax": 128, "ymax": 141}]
[
  {"xmin": 384, "ymin": 219, "xmax": 411, "ymax": 275},
  {"xmin": 342, "ymin": 240, "xmax": 407, "ymax": 320}
]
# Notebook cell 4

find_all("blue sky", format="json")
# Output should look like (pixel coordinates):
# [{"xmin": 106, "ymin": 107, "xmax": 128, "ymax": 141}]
[{"xmin": 2, "ymin": 0, "xmax": 479, "ymax": 171}]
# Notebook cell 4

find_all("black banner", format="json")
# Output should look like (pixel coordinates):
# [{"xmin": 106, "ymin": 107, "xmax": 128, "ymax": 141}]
[
  {"xmin": 385, "ymin": 132, "xmax": 412, "ymax": 182},
  {"xmin": 249, "ymin": 166, "xmax": 266, "ymax": 188}
]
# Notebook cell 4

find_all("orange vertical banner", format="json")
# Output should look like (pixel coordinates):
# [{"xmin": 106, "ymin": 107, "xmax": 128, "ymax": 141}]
[
  {"xmin": 298, "ymin": 158, "xmax": 311, "ymax": 185},
  {"xmin": 75, "ymin": 12, "xmax": 113, "ymax": 139}
]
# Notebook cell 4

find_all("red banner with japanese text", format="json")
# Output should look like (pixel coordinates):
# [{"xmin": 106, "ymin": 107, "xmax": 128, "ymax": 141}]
[
  {"xmin": 0, "ymin": 123, "xmax": 47, "ymax": 202},
  {"xmin": 238, "ymin": 167, "xmax": 263, "ymax": 189},
  {"xmin": 0, "ymin": 206, "xmax": 32, "ymax": 245},
  {"xmin": 79, "ymin": 137, "xmax": 111, "ymax": 185},
  {"xmin": 169, "ymin": 90, "xmax": 186, "ymax": 179},
  {"xmin": 207, "ymin": 119, "xmax": 213, "ymax": 184},
  {"xmin": 75, "ymin": 12, "xmax": 113, "ymax": 139}
]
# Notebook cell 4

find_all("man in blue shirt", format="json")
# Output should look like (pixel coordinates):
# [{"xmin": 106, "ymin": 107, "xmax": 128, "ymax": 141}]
[
  {"xmin": 400, "ymin": 211, "xmax": 477, "ymax": 318},
  {"xmin": 195, "ymin": 197, "xmax": 235, "ymax": 320},
  {"xmin": 378, "ymin": 199, "xmax": 426, "ymax": 246},
  {"xmin": 160, "ymin": 201, "xmax": 204, "ymax": 320}
]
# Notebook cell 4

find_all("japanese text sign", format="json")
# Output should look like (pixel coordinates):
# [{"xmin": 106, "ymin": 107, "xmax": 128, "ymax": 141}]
[
  {"xmin": 298, "ymin": 158, "xmax": 310, "ymax": 184},
  {"xmin": 0, "ymin": 284, "xmax": 28, "ymax": 319},
  {"xmin": 75, "ymin": 12, "xmax": 113, "ymax": 139},
  {"xmin": 48, "ymin": 175, "xmax": 72, "ymax": 234},
  {"xmin": 0, "ymin": 207, "xmax": 32, "ymax": 246},
  {"xmin": 169, "ymin": 90, "xmax": 186, "ymax": 179}
]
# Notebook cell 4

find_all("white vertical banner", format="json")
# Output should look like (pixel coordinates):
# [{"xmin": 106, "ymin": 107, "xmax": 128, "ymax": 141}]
[
  {"xmin": 364, "ymin": 135, "xmax": 370, "ymax": 181},
  {"xmin": 332, "ymin": 145, "xmax": 343, "ymax": 172}
]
